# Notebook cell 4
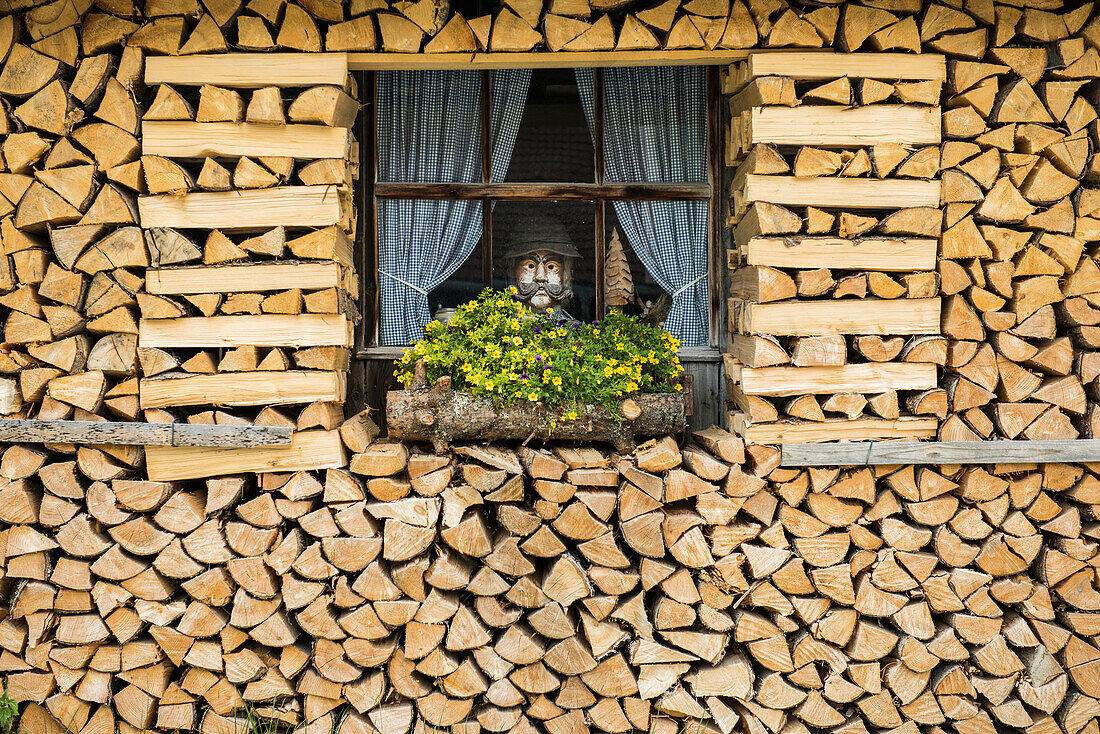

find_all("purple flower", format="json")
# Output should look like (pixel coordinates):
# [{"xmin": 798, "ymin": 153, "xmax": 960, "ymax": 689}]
[{"xmin": 535, "ymin": 355, "xmax": 543, "ymax": 362}]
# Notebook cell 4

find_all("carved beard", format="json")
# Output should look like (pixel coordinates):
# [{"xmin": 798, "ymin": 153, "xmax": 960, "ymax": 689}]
[{"xmin": 515, "ymin": 281, "xmax": 574, "ymax": 310}]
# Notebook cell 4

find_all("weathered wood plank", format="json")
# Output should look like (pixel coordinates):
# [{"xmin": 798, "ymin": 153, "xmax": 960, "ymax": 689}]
[
  {"xmin": 145, "ymin": 429, "xmax": 347, "ymax": 481},
  {"xmin": 143, "ymin": 122, "xmax": 352, "ymax": 159},
  {"xmin": 729, "ymin": 362, "xmax": 938, "ymax": 397},
  {"xmin": 145, "ymin": 52, "xmax": 349, "ymax": 87},
  {"xmin": 747, "ymin": 106, "xmax": 941, "ymax": 147},
  {"xmin": 146, "ymin": 261, "xmax": 345, "ymax": 295},
  {"xmin": 139, "ymin": 314, "xmax": 354, "ymax": 348},
  {"xmin": 781, "ymin": 439, "xmax": 1100, "ymax": 466},
  {"xmin": 741, "ymin": 175, "xmax": 942, "ymax": 209},
  {"xmin": 742, "ymin": 237, "xmax": 937, "ymax": 272},
  {"xmin": 735, "ymin": 298, "xmax": 941, "ymax": 336},
  {"xmin": 138, "ymin": 186, "xmax": 349, "ymax": 230},
  {"xmin": 0, "ymin": 420, "xmax": 291, "ymax": 447},
  {"xmin": 140, "ymin": 371, "xmax": 346, "ymax": 408}
]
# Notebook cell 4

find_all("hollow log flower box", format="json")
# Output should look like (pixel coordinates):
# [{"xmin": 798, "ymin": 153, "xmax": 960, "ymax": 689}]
[{"xmin": 386, "ymin": 290, "xmax": 687, "ymax": 451}]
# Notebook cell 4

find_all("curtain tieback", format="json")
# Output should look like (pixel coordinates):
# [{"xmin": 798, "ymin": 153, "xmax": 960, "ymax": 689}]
[
  {"xmin": 671, "ymin": 273, "xmax": 707, "ymax": 298},
  {"xmin": 379, "ymin": 270, "xmax": 428, "ymax": 296}
]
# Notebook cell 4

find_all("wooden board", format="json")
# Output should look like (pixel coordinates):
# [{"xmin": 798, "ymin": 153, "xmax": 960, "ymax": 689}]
[
  {"xmin": 731, "ymin": 414, "xmax": 938, "ymax": 443},
  {"xmin": 145, "ymin": 429, "xmax": 347, "ymax": 481},
  {"xmin": 740, "ymin": 175, "xmax": 941, "ymax": 209},
  {"xmin": 782, "ymin": 439, "xmax": 1100, "ymax": 465},
  {"xmin": 734, "ymin": 52, "xmax": 946, "ymax": 86},
  {"xmin": 729, "ymin": 362, "xmax": 938, "ymax": 397},
  {"xmin": 145, "ymin": 52, "xmax": 349, "ymax": 87},
  {"xmin": 736, "ymin": 297, "xmax": 941, "ymax": 336},
  {"xmin": 747, "ymin": 105, "xmax": 941, "ymax": 147},
  {"xmin": 140, "ymin": 371, "xmax": 346, "ymax": 408},
  {"xmin": 743, "ymin": 237, "xmax": 937, "ymax": 272},
  {"xmin": 142, "ymin": 122, "xmax": 352, "ymax": 159},
  {"xmin": 348, "ymin": 50, "xmax": 748, "ymax": 70},
  {"xmin": 138, "ymin": 186, "xmax": 349, "ymax": 230},
  {"xmin": 139, "ymin": 314, "xmax": 354, "ymax": 348},
  {"xmin": 0, "ymin": 419, "xmax": 291, "ymax": 447},
  {"xmin": 147, "ymin": 261, "xmax": 344, "ymax": 295}
]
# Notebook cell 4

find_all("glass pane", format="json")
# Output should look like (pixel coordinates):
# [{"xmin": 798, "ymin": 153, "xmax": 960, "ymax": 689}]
[
  {"xmin": 499, "ymin": 68, "xmax": 596, "ymax": 183},
  {"xmin": 603, "ymin": 199, "xmax": 710, "ymax": 346},
  {"xmin": 598, "ymin": 66, "xmax": 708, "ymax": 184},
  {"xmin": 492, "ymin": 201, "xmax": 597, "ymax": 323},
  {"xmin": 376, "ymin": 70, "xmax": 483, "ymax": 183},
  {"xmin": 602, "ymin": 204, "xmax": 665, "ymax": 319}
]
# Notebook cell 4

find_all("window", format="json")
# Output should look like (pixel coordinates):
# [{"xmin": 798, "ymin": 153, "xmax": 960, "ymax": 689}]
[{"xmin": 357, "ymin": 65, "xmax": 722, "ymax": 354}]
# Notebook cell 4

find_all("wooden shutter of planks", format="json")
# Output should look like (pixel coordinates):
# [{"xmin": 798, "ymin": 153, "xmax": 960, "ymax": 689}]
[
  {"xmin": 724, "ymin": 52, "xmax": 947, "ymax": 445},
  {"xmin": 135, "ymin": 53, "xmax": 359, "ymax": 480}
]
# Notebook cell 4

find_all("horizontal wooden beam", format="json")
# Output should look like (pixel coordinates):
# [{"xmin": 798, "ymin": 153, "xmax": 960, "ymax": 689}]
[
  {"xmin": 734, "ymin": 416, "xmax": 939, "ymax": 444},
  {"xmin": 735, "ymin": 297, "xmax": 941, "ymax": 336},
  {"xmin": 146, "ymin": 429, "xmax": 347, "ymax": 481},
  {"xmin": 781, "ymin": 439, "xmax": 1100, "ymax": 466},
  {"xmin": 735, "ymin": 52, "xmax": 946, "ymax": 87},
  {"xmin": 138, "ymin": 186, "xmax": 350, "ymax": 231},
  {"xmin": 348, "ymin": 50, "xmax": 748, "ymax": 70},
  {"xmin": 146, "ymin": 261, "xmax": 345, "ymax": 295},
  {"xmin": 741, "ymin": 237, "xmax": 937, "ymax": 272},
  {"xmin": 730, "ymin": 362, "xmax": 938, "ymax": 397},
  {"xmin": 145, "ymin": 52, "xmax": 349, "ymax": 87},
  {"xmin": 746, "ymin": 105, "xmax": 941, "ymax": 147},
  {"xmin": 0, "ymin": 419, "xmax": 291, "ymax": 447},
  {"xmin": 140, "ymin": 371, "xmax": 346, "ymax": 408},
  {"xmin": 373, "ymin": 182, "xmax": 711, "ymax": 200},
  {"xmin": 740, "ymin": 175, "xmax": 941, "ymax": 209},
  {"xmin": 142, "ymin": 122, "xmax": 352, "ymax": 159},
  {"xmin": 139, "ymin": 314, "xmax": 354, "ymax": 348}
]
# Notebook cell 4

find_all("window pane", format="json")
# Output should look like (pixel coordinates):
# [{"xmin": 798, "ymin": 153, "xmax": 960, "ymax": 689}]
[
  {"xmin": 492, "ymin": 201, "xmax": 597, "ymax": 323},
  {"xmin": 594, "ymin": 66, "xmax": 708, "ymax": 184},
  {"xmin": 376, "ymin": 70, "xmax": 484, "ymax": 184},
  {"xmin": 499, "ymin": 68, "xmax": 596, "ymax": 183},
  {"xmin": 604, "ymin": 199, "xmax": 709, "ymax": 346}
]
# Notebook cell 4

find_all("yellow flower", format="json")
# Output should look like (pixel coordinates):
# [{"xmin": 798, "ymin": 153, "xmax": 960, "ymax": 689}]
[
  {"xmin": 552, "ymin": 376, "xmax": 562, "ymax": 386},
  {"xmin": 565, "ymin": 410, "xmax": 579, "ymax": 420},
  {"xmin": 528, "ymin": 392, "xmax": 539, "ymax": 401},
  {"xmin": 546, "ymin": 307, "xmax": 554, "ymax": 314}
]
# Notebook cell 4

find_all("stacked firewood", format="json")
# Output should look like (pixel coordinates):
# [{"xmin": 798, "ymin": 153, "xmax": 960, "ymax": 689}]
[
  {"xmin": 724, "ymin": 52, "xmax": 946, "ymax": 445},
  {"xmin": 1, "ymin": 426, "xmax": 764, "ymax": 734},
  {"xmin": 933, "ymin": 15, "xmax": 1100, "ymax": 442}
]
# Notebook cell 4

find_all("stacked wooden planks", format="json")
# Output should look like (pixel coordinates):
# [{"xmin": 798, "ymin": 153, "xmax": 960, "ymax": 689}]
[
  {"xmin": 133, "ymin": 54, "xmax": 358, "ymax": 481},
  {"xmin": 725, "ymin": 52, "xmax": 947, "ymax": 445}
]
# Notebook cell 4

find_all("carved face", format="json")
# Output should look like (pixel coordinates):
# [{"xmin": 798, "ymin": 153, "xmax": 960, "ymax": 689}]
[{"xmin": 512, "ymin": 250, "xmax": 574, "ymax": 311}]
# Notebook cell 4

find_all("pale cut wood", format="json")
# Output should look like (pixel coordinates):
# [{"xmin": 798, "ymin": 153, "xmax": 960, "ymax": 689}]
[
  {"xmin": 782, "ymin": 439, "xmax": 1100, "ymax": 465},
  {"xmin": 737, "ymin": 298, "xmax": 941, "ymax": 336},
  {"xmin": 738, "ymin": 52, "xmax": 946, "ymax": 84},
  {"xmin": 734, "ymin": 416, "xmax": 938, "ymax": 443},
  {"xmin": 140, "ymin": 371, "xmax": 346, "ymax": 408},
  {"xmin": 347, "ymin": 49, "xmax": 748, "ymax": 70},
  {"xmin": 147, "ymin": 261, "xmax": 343, "ymax": 295},
  {"xmin": 146, "ymin": 430, "xmax": 346, "ymax": 481},
  {"xmin": 741, "ymin": 175, "xmax": 941, "ymax": 209},
  {"xmin": 142, "ymin": 122, "xmax": 351, "ymax": 160},
  {"xmin": 0, "ymin": 419, "xmax": 290, "ymax": 446},
  {"xmin": 747, "ymin": 106, "xmax": 941, "ymax": 147},
  {"xmin": 138, "ymin": 186, "xmax": 349, "ymax": 230},
  {"xmin": 744, "ymin": 237, "xmax": 936, "ymax": 272},
  {"xmin": 145, "ymin": 52, "xmax": 349, "ymax": 87},
  {"xmin": 731, "ymin": 363, "xmax": 938, "ymax": 397},
  {"xmin": 139, "ymin": 314, "xmax": 353, "ymax": 348}
]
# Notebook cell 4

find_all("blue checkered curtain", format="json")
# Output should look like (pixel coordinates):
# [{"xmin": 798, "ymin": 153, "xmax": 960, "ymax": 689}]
[
  {"xmin": 576, "ymin": 67, "xmax": 709, "ymax": 347},
  {"xmin": 377, "ymin": 69, "xmax": 531, "ymax": 345}
]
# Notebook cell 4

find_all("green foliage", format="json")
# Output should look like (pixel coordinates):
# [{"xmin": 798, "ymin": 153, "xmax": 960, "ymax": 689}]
[
  {"xmin": 0, "ymin": 691, "xmax": 18, "ymax": 734},
  {"xmin": 396, "ymin": 288, "xmax": 683, "ymax": 417}
]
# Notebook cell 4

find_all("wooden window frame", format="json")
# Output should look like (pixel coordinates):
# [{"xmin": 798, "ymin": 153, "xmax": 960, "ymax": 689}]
[{"xmin": 355, "ymin": 65, "xmax": 725, "ymax": 356}]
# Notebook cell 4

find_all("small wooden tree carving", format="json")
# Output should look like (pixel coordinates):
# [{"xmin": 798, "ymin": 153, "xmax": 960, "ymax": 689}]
[{"xmin": 604, "ymin": 227, "xmax": 634, "ymax": 309}]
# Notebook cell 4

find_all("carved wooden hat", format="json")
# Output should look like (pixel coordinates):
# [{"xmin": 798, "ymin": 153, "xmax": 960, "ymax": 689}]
[{"xmin": 501, "ymin": 215, "xmax": 582, "ymax": 261}]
